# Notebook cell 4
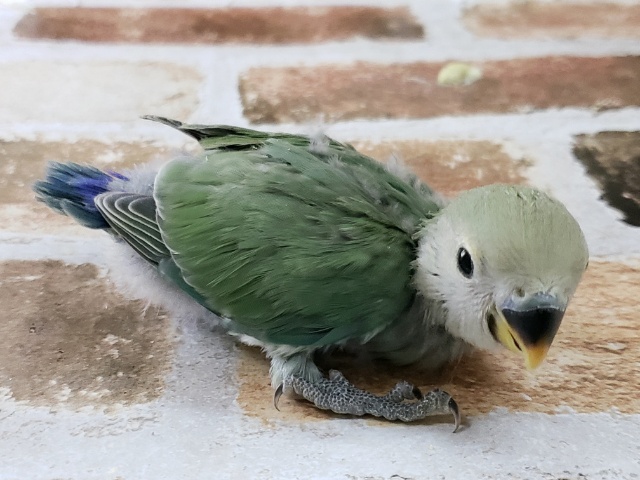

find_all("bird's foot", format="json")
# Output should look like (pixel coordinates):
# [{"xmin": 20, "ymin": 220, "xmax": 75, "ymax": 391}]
[{"xmin": 274, "ymin": 369, "xmax": 460, "ymax": 432}]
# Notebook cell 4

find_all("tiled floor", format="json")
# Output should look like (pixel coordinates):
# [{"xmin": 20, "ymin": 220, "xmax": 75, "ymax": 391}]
[{"xmin": 1, "ymin": 1, "xmax": 639, "ymax": 479}]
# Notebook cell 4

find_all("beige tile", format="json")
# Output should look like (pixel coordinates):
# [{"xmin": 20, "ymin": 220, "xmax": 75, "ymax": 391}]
[
  {"xmin": 0, "ymin": 62, "xmax": 201, "ymax": 123},
  {"xmin": 464, "ymin": 3, "xmax": 640, "ymax": 39}
]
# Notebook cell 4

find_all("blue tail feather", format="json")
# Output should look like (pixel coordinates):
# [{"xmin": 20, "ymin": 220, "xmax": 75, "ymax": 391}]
[{"xmin": 34, "ymin": 162, "xmax": 128, "ymax": 229}]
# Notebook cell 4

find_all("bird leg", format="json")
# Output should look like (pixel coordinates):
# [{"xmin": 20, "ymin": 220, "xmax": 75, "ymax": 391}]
[{"xmin": 275, "ymin": 369, "xmax": 460, "ymax": 432}]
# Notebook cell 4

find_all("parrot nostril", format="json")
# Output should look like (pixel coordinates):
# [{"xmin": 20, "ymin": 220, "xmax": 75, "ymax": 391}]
[{"xmin": 515, "ymin": 288, "xmax": 525, "ymax": 298}]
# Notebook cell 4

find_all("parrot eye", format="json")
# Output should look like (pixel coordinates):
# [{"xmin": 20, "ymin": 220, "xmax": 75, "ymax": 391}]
[{"xmin": 457, "ymin": 247, "xmax": 474, "ymax": 278}]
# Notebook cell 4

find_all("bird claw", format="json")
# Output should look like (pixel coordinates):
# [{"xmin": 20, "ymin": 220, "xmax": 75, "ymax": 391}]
[
  {"xmin": 273, "ymin": 383, "xmax": 284, "ymax": 411},
  {"xmin": 385, "ymin": 380, "xmax": 423, "ymax": 402},
  {"xmin": 276, "ymin": 369, "xmax": 462, "ymax": 431},
  {"xmin": 449, "ymin": 396, "xmax": 461, "ymax": 433},
  {"xmin": 412, "ymin": 386, "xmax": 424, "ymax": 400}
]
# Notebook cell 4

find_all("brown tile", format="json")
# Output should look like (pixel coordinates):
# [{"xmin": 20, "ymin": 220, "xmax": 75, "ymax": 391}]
[
  {"xmin": 235, "ymin": 261, "xmax": 640, "ymax": 422},
  {"xmin": 353, "ymin": 140, "xmax": 530, "ymax": 197},
  {"xmin": 0, "ymin": 260, "xmax": 175, "ymax": 408},
  {"xmin": 463, "ymin": 3, "xmax": 640, "ymax": 39},
  {"xmin": 0, "ymin": 139, "xmax": 174, "ymax": 234},
  {"xmin": 14, "ymin": 7, "xmax": 423, "ymax": 44},
  {"xmin": 240, "ymin": 56, "xmax": 640, "ymax": 123},
  {"xmin": 0, "ymin": 62, "xmax": 201, "ymax": 123},
  {"xmin": 573, "ymin": 131, "xmax": 640, "ymax": 227}
]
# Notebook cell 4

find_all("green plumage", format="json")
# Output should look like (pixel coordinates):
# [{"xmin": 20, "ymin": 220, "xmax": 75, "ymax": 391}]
[{"xmin": 148, "ymin": 117, "xmax": 441, "ymax": 347}]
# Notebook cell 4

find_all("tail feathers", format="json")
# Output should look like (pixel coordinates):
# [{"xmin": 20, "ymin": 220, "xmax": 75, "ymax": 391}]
[{"xmin": 34, "ymin": 162, "xmax": 128, "ymax": 229}]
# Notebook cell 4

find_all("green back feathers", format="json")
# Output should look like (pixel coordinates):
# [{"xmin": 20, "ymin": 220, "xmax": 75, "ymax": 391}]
[{"xmin": 150, "ymin": 118, "xmax": 442, "ymax": 347}]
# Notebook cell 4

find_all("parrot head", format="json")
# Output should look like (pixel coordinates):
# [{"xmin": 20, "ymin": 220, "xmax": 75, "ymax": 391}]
[{"xmin": 416, "ymin": 184, "xmax": 589, "ymax": 370}]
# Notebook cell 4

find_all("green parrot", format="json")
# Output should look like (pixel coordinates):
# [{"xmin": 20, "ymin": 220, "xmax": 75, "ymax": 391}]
[{"xmin": 34, "ymin": 116, "xmax": 589, "ymax": 431}]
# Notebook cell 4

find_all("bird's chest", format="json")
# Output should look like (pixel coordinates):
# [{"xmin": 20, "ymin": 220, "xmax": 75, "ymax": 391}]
[{"xmin": 362, "ymin": 298, "xmax": 469, "ymax": 370}]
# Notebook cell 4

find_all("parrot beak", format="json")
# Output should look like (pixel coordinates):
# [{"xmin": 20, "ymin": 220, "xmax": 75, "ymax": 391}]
[{"xmin": 490, "ymin": 292, "xmax": 566, "ymax": 370}]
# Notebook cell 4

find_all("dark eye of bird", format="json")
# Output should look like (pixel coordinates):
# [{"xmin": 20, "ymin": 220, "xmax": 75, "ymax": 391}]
[{"xmin": 457, "ymin": 247, "xmax": 474, "ymax": 278}]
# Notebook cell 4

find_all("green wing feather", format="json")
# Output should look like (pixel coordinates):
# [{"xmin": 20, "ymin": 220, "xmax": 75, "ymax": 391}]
[
  {"xmin": 143, "ymin": 115, "xmax": 356, "ymax": 153},
  {"xmin": 143, "ymin": 116, "xmax": 440, "ymax": 205},
  {"xmin": 152, "ymin": 122, "xmax": 442, "ymax": 347}
]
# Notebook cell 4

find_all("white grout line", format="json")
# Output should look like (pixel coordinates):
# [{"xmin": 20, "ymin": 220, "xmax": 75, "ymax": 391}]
[
  {"xmin": 0, "ymin": 233, "xmax": 114, "ymax": 266},
  {"xmin": 2, "ymin": 36, "xmax": 640, "ymax": 65},
  {"xmin": 3, "ymin": 108, "xmax": 639, "ymax": 141}
]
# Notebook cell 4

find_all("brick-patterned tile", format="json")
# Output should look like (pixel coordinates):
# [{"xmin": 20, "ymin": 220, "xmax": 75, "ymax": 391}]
[
  {"xmin": 0, "ymin": 139, "xmax": 173, "ymax": 234},
  {"xmin": 0, "ymin": 62, "xmax": 201, "ymax": 123},
  {"xmin": 0, "ymin": 260, "xmax": 174, "ymax": 407},
  {"xmin": 353, "ymin": 140, "xmax": 529, "ymax": 196},
  {"xmin": 14, "ymin": 7, "xmax": 423, "ymax": 44},
  {"xmin": 464, "ymin": 3, "xmax": 640, "ymax": 39},
  {"xmin": 573, "ymin": 131, "xmax": 640, "ymax": 227},
  {"xmin": 237, "ymin": 261, "xmax": 640, "ymax": 420},
  {"xmin": 240, "ymin": 56, "xmax": 640, "ymax": 123}
]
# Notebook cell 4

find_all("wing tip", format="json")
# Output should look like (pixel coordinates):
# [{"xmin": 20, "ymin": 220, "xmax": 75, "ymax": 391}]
[{"xmin": 141, "ymin": 115, "xmax": 184, "ymax": 129}]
